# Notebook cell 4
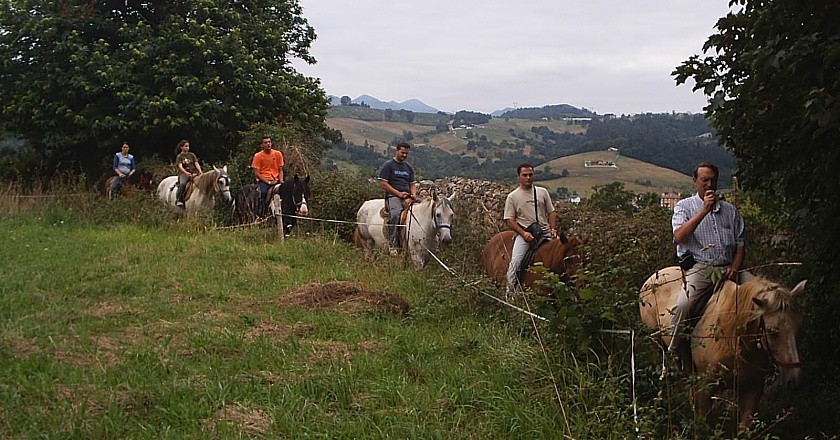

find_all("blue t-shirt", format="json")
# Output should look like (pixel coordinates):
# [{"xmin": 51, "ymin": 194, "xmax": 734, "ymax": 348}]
[
  {"xmin": 378, "ymin": 159, "xmax": 415, "ymax": 196},
  {"xmin": 113, "ymin": 153, "xmax": 135, "ymax": 175}
]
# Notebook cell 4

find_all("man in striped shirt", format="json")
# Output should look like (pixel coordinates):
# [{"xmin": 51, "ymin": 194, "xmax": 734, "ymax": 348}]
[{"xmin": 668, "ymin": 162, "xmax": 753, "ymax": 352}]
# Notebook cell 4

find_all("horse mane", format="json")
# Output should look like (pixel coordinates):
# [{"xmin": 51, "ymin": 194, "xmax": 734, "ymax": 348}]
[
  {"xmin": 194, "ymin": 169, "xmax": 219, "ymax": 194},
  {"xmin": 708, "ymin": 277, "xmax": 792, "ymax": 355}
]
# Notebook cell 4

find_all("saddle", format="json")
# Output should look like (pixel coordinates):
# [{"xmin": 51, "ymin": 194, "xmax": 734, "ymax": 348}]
[
  {"xmin": 378, "ymin": 197, "xmax": 417, "ymax": 247},
  {"xmin": 516, "ymin": 234, "xmax": 552, "ymax": 280},
  {"xmin": 169, "ymin": 180, "xmax": 194, "ymax": 201}
]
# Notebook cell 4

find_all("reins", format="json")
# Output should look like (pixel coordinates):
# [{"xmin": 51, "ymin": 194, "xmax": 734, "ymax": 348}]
[{"xmin": 757, "ymin": 317, "xmax": 805, "ymax": 369}]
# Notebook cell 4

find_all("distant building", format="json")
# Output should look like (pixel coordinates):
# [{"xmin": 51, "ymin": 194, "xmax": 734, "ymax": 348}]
[{"xmin": 660, "ymin": 192, "xmax": 682, "ymax": 210}]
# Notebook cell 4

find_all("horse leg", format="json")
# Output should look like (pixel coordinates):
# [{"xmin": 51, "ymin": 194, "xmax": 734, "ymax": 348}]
[{"xmin": 736, "ymin": 379, "xmax": 764, "ymax": 428}]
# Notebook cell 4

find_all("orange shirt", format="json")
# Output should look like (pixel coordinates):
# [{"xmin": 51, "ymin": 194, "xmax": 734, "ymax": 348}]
[{"xmin": 251, "ymin": 149, "xmax": 284, "ymax": 182}]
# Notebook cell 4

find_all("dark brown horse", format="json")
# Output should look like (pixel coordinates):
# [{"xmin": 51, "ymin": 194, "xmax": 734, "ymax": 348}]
[
  {"xmin": 104, "ymin": 170, "xmax": 155, "ymax": 199},
  {"xmin": 481, "ymin": 230, "xmax": 587, "ymax": 291},
  {"xmin": 640, "ymin": 266, "xmax": 806, "ymax": 427}
]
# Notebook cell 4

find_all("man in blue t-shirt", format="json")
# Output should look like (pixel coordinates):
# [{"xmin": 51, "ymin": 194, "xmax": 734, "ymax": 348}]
[{"xmin": 378, "ymin": 142, "xmax": 417, "ymax": 254}]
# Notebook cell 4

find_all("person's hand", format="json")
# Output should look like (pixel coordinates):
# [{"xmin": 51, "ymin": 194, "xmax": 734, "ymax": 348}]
[
  {"xmin": 702, "ymin": 190, "xmax": 717, "ymax": 212},
  {"xmin": 725, "ymin": 266, "xmax": 738, "ymax": 281},
  {"xmin": 549, "ymin": 228, "xmax": 558, "ymax": 239},
  {"xmin": 523, "ymin": 231, "xmax": 534, "ymax": 242}
]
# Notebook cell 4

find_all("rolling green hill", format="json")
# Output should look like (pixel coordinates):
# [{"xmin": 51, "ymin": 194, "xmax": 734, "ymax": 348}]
[
  {"xmin": 536, "ymin": 150, "xmax": 692, "ymax": 198},
  {"xmin": 324, "ymin": 107, "xmax": 712, "ymax": 197}
]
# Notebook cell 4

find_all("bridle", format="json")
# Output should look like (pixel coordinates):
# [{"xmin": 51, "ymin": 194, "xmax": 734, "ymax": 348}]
[
  {"xmin": 757, "ymin": 317, "xmax": 804, "ymax": 369},
  {"xmin": 216, "ymin": 172, "xmax": 231, "ymax": 198},
  {"xmin": 432, "ymin": 198, "xmax": 453, "ymax": 234}
]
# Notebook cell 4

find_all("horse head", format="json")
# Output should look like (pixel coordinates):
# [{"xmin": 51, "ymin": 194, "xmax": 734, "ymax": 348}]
[
  {"xmin": 214, "ymin": 166, "xmax": 232, "ymax": 203},
  {"xmin": 432, "ymin": 191, "xmax": 455, "ymax": 245},
  {"xmin": 288, "ymin": 174, "xmax": 310, "ymax": 217},
  {"xmin": 137, "ymin": 170, "xmax": 156, "ymax": 193},
  {"xmin": 751, "ymin": 279, "xmax": 806, "ymax": 388}
]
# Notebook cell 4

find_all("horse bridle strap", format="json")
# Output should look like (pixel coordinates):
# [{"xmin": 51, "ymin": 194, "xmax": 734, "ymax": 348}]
[{"xmin": 758, "ymin": 318, "xmax": 804, "ymax": 369}]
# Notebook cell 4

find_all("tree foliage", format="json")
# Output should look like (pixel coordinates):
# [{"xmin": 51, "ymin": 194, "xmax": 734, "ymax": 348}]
[
  {"xmin": 674, "ymin": 0, "xmax": 840, "ymax": 362},
  {"xmin": 0, "ymin": 0, "xmax": 334, "ymax": 175}
]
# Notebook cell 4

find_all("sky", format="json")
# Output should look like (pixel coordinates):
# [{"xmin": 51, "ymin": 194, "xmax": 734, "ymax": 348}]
[{"xmin": 290, "ymin": 1, "xmax": 733, "ymax": 116}]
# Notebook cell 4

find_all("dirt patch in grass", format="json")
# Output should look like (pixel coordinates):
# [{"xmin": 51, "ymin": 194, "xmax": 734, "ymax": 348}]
[
  {"xmin": 283, "ymin": 281, "xmax": 410, "ymax": 316},
  {"xmin": 4, "ymin": 336, "xmax": 41, "ymax": 357},
  {"xmin": 307, "ymin": 339, "xmax": 384, "ymax": 363},
  {"xmin": 245, "ymin": 322, "xmax": 312, "ymax": 341},
  {"xmin": 203, "ymin": 403, "xmax": 272, "ymax": 436},
  {"xmin": 87, "ymin": 301, "xmax": 136, "ymax": 318}
]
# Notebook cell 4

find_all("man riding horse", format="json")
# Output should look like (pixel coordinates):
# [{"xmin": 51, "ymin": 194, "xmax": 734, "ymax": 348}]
[
  {"xmin": 252, "ymin": 136, "xmax": 284, "ymax": 219},
  {"xmin": 669, "ymin": 162, "xmax": 754, "ymax": 355},
  {"xmin": 378, "ymin": 142, "xmax": 417, "ymax": 256}
]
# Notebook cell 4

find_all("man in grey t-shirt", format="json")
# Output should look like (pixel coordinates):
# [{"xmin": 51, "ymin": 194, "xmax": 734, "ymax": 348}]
[
  {"xmin": 503, "ymin": 163, "xmax": 558, "ymax": 293},
  {"xmin": 377, "ymin": 142, "xmax": 417, "ymax": 254}
]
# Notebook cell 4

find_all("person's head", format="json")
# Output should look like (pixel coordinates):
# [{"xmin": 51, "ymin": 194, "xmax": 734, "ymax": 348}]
[
  {"xmin": 261, "ymin": 136, "xmax": 272, "ymax": 152},
  {"xmin": 394, "ymin": 142, "xmax": 411, "ymax": 163},
  {"xmin": 517, "ymin": 163, "xmax": 535, "ymax": 189},
  {"xmin": 692, "ymin": 162, "xmax": 719, "ymax": 195},
  {"xmin": 120, "ymin": 142, "xmax": 130, "ymax": 154},
  {"xmin": 177, "ymin": 139, "xmax": 190, "ymax": 153}
]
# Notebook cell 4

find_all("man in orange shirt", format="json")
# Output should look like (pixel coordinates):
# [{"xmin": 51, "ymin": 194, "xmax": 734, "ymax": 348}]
[{"xmin": 251, "ymin": 136, "xmax": 285, "ymax": 218}]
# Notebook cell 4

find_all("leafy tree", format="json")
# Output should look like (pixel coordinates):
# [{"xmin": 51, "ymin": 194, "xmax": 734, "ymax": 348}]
[
  {"xmin": 383, "ymin": 108, "xmax": 394, "ymax": 121},
  {"xmin": 0, "ymin": 0, "xmax": 333, "ymax": 176},
  {"xmin": 585, "ymin": 182, "xmax": 636, "ymax": 215},
  {"xmin": 674, "ymin": 1, "xmax": 840, "ymax": 362},
  {"xmin": 340, "ymin": 95, "xmax": 352, "ymax": 106}
]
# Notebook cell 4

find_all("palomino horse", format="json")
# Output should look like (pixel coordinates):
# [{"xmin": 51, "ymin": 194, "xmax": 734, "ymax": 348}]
[
  {"xmin": 105, "ymin": 170, "xmax": 156, "ymax": 199},
  {"xmin": 157, "ymin": 166, "xmax": 232, "ymax": 212},
  {"xmin": 233, "ymin": 175, "xmax": 311, "ymax": 234},
  {"xmin": 481, "ymin": 230, "xmax": 587, "ymax": 291},
  {"xmin": 354, "ymin": 192, "xmax": 455, "ymax": 269},
  {"xmin": 639, "ymin": 266, "xmax": 806, "ymax": 427}
]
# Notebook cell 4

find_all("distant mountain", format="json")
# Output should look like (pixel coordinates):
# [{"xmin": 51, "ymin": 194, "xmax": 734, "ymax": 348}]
[
  {"xmin": 491, "ymin": 107, "xmax": 515, "ymax": 117},
  {"xmin": 499, "ymin": 104, "xmax": 597, "ymax": 120},
  {"xmin": 328, "ymin": 94, "xmax": 441, "ymax": 113}
]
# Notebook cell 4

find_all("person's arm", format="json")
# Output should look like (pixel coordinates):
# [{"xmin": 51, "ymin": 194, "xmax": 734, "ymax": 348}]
[
  {"xmin": 408, "ymin": 182, "xmax": 417, "ymax": 199},
  {"xmin": 506, "ymin": 217, "xmax": 534, "ymax": 242},
  {"xmin": 379, "ymin": 180, "xmax": 410, "ymax": 199},
  {"xmin": 128, "ymin": 157, "xmax": 136, "ymax": 176},
  {"xmin": 113, "ymin": 155, "xmax": 123, "ymax": 177},
  {"xmin": 177, "ymin": 162, "xmax": 188, "ymax": 175},
  {"xmin": 674, "ymin": 193, "xmax": 715, "ymax": 244},
  {"xmin": 727, "ymin": 245, "xmax": 746, "ymax": 280},
  {"xmin": 194, "ymin": 158, "xmax": 202, "ymax": 175},
  {"xmin": 548, "ymin": 211, "xmax": 558, "ymax": 238}
]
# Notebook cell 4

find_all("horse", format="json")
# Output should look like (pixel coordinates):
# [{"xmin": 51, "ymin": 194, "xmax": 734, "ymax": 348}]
[
  {"xmin": 639, "ymin": 266, "xmax": 806, "ymax": 427},
  {"xmin": 481, "ymin": 230, "xmax": 587, "ymax": 292},
  {"xmin": 157, "ymin": 166, "xmax": 232, "ymax": 212},
  {"xmin": 105, "ymin": 170, "xmax": 156, "ymax": 199},
  {"xmin": 232, "ymin": 175, "xmax": 311, "ymax": 234},
  {"xmin": 354, "ymin": 192, "xmax": 455, "ymax": 269}
]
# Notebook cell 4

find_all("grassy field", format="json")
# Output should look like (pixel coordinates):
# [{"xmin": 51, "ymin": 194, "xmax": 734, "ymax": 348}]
[
  {"xmin": 0, "ymin": 208, "xmax": 636, "ymax": 438},
  {"xmin": 538, "ymin": 150, "xmax": 693, "ymax": 198},
  {"xmin": 2, "ymin": 182, "xmax": 834, "ymax": 439}
]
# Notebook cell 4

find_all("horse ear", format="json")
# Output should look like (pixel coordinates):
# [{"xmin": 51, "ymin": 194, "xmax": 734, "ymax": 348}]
[
  {"xmin": 305, "ymin": 175, "xmax": 310, "ymax": 183},
  {"xmin": 448, "ymin": 191, "xmax": 456, "ymax": 202},
  {"xmin": 293, "ymin": 174, "xmax": 300, "ymax": 183},
  {"xmin": 790, "ymin": 280, "xmax": 807, "ymax": 297}
]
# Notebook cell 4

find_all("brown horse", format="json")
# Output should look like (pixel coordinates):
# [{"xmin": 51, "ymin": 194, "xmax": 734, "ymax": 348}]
[
  {"xmin": 639, "ymin": 266, "xmax": 806, "ymax": 427},
  {"xmin": 481, "ymin": 230, "xmax": 586, "ymax": 291}
]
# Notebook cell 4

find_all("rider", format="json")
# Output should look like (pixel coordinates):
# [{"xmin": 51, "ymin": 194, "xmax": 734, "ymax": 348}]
[
  {"xmin": 378, "ymin": 142, "xmax": 417, "ymax": 256},
  {"xmin": 669, "ymin": 162, "xmax": 753, "ymax": 351},
  {"xmin": 110, "ymin": 141, "xmax": 135, "ymax": 199},
  {"xmin": 251, "ymin": 135, "xmax": 284, "ymax": 218},
  {"xmin": 503, "ymin": 163, "xmax": 559, "ymax": 294},
  {"xmin": 174, "ymin": 140, "xmax": 202, "ymax": 208}
]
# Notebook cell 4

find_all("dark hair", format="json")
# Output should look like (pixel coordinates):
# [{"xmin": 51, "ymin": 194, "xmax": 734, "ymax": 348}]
[
  {"xmin": 517, "ymin": 163, "xmax": 534, "ymax": 175},
  {"xmin": 396, "ymin": 142, "xmax": 411, "ymax": 151},
  {"xmin": 174, "ymin": 139, "xmax": 189, "ymax": 156},
  {"xmin": 693, "ymin": 162, "xmax": 719, "ymax": 180}
]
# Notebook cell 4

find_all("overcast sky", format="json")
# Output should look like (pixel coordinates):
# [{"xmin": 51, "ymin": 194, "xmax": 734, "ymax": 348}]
[{"xmin": 290, "ymin": 1, "xmax": 733, "ymax": 115}]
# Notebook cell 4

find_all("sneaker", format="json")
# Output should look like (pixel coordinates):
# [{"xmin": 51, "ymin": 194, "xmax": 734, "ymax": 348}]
[
  {"xmin": 176, "ymin": 201, "xmax": 185, "ymax": 208},
  {"xmin": 389, "ymin": 248, "xmax": 399, "ymax": 257}
]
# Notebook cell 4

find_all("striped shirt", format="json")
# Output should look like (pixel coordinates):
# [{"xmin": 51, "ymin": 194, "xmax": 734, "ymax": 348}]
[{"xmin": 672, "ymin": 194, "xmax": 745, "ymax": 266}]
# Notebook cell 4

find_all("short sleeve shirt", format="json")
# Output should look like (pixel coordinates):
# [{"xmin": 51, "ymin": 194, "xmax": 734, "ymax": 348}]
[
  {"xmin": 252, "ymin": 149, "xmax": 285, "ymax": 182},
  {"xmin": 175, "ymin": 152, "xmax": 199, "ymax": 174},
  {"xmin": 378, "ymin": 159, "xmax": 415, "ymax": 197},
  {"xmin": 672, "ymin": 194, "xmax": 746, "ymax": 265},
  {"xmin": 504, "ymin": 186, "xmax": 555, "ymax": 229}
]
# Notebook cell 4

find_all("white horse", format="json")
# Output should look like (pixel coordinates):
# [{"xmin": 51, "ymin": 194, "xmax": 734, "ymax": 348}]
[
  {"xmin": 355, "ymin": 192, "xmax": 455, "ymax": 269},
  {"xmin": 157, "ymin": 166, "xmax": 232, "ymax": 213}
]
